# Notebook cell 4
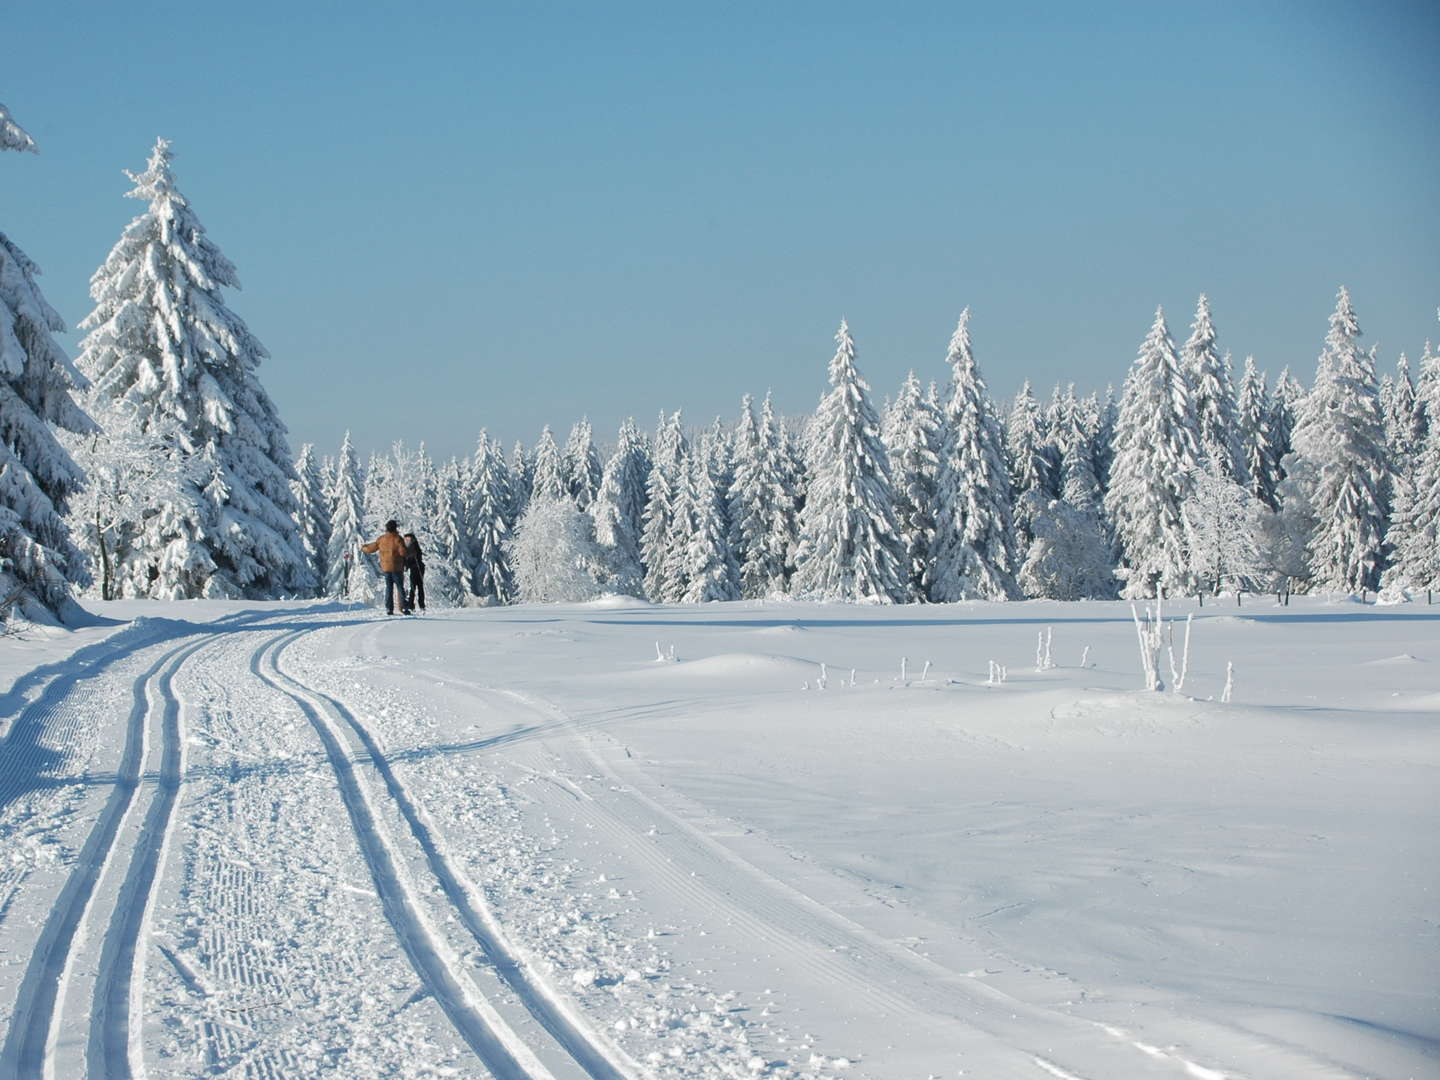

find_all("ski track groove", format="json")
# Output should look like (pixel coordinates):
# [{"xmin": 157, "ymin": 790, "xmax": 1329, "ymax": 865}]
[
  {"xmin": 0, "ymin": 632, "xmax": 214, "ymax": 1080},
  {"xmin": 250, "ymin": 629, "xmax": 559, "ymax": 1080},
  {"xmin": 264, "ymin": 626, "xmax": 637, "ymax": 1080}
]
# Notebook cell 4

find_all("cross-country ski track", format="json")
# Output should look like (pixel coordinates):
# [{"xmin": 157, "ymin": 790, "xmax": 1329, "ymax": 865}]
[{"xmin": 2, "ymin": 601, "xmax": 1434, "ymax": 1079}]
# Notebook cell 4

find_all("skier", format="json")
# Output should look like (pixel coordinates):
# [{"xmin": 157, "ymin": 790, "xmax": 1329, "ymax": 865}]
[
  {"xmin": 403, "ymin": 532, "xmax": 426, "ymax": 613},
  {"xmin": 362, "ymin": 519, "xmax": 411, "ymax": 615}
]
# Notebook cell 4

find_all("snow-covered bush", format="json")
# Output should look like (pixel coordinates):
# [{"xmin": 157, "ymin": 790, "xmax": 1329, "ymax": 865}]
[
  {"xmin": 1018, "ymin": 499, "xmax": 1117, "ymax": 600},
  {"xmin": 508, "ymin": 497, "xmax": 600, "ymax": 603}
]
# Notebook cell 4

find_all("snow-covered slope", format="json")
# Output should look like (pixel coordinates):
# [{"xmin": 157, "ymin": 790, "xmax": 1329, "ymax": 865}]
[{"xmin": 0, "ymin": 597, "xmax": 1435, "ymax": 1078}]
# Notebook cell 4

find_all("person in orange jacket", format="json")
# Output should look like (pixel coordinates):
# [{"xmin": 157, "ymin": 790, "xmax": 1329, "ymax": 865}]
[{"xmin": 362, "ymin": 519, "xmax": 412, "ymax": 615}]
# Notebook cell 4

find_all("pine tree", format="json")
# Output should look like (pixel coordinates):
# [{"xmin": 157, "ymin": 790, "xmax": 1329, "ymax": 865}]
[
  {"xmin": 1006, "ymin": 382, "xmax": 1053, "ymax": 550},
  {"xmin": 642, "ymin": 411, "xmax": 688, "ymax": 601},
  {"xmin": 509, "ymin": 439, "xmax": 532, "ymax": 519},
  {"xmin": 0, "ymin": 102, "xmax": 94, "ymax": 622},
  {"xmin": 929, "ymin": 310, "xmax": 1019, "ymax": 601},
  {"xmin": 1380, "ymin": 354, "xmax": 1420, "ymax": 465},
  {"xmin": 1104, "ymin": 307, "xmax": 1202, "ymax": 598},
  {"xmin": 1288, "ymin": 288, "xmax": 1390, "ymax": 594},
  {"xmin": 1236, "ymin": 357, "xmax": 1280, "ymax": 511},
  {"xmin": 530, "ymin": 426, "xmax": 568, "ymax": 503},
  {"xmin": 325, "ymin": 432, "xmax": 371, "ymax": 599},
  {"xmin": 76, "ymin": 139, "xmax": 308, "ymax": 599},
  {"xmin": 564, "ymin": 416, "xmax": 603, "ymax": 510},
  {"xmin": 467, "ymin": 431, "xmax": 514, "ymax": 603},
  {"xmin": 425, "ymin": 461, "xmax": 469, "ymax": 606},
  {"xmin": 679, "ymin": 443, "xmax": 739, "ymax": 603},
  {"xmin": 1181, "ymin": 295, "xmax": 1245, "ymax": 483},
  {"xmin": 592, "ymin": 417, "xmax": 650, "ymax": 595},
  {"xmin": 292, "ymin": 443, "xmax": 330, "ymax": 595},
  {"xmin": 882, "ymin": 372, "xmax": 942, "ymax": 599},
  {"xmin": 791, "ymin": 322, "xmax": 906, "ymax": 602}
]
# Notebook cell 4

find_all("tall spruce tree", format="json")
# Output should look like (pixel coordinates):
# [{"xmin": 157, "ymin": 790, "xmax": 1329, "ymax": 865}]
[
  {"xmin": 882, "ymin": 372, "xmax": 942, "ymax": 599},
  {"xmin": 592, "ymin": 417, "xmax": 649, "ymax": 595},
  {"xmin": 530, "ymin": 426, "xmax": 568, "ymax": 502},
  {"xmin": 791, "ymin": 322, "xmax": 906, "ymax": 602},
  {"xmin": 467, "ymin": 431, "xmax": 514, "ymax": 603},
  {"xmin": 292, "ymin": 443, "xmax": 330, "ymax": 595},
  {"xmin": 564, "ymin": 416, "xmax": 603, "ymax": 510},
  {"xmin": 1105, "ymin": 307, "xmax": 1202, "ymax": 597},
  {"xmin": 1382, "ymin": 342, "xmax": 1440, "ymax": 596},
  {"xmin": 0, "ymin": 101, "xmax": 93, "ymax": 622},
  {"xmin": 642, "ymin": 411, "xmax": 688, "ymax": 601},
  {"xmin": 325, "ymin": 431, "xmax": 371, "ymax": 599},
  {"xmin": 76, "ymin": 139, "xmax": 307, "ymax": 599},
  {"xmin": 1288, "ymin": 288, "xmax": 1390, "ymax": 593},
  {"xmin": 1236, "ymin": 357, "xmax": 1280, "ymax": 510},
  {"xmin": 1181, "ymin": 295, "xmax": 1245, "ymax": 483},
  {"xmin": 929, "ymin": 310, "xmax": 1019, "ymax": 601}
]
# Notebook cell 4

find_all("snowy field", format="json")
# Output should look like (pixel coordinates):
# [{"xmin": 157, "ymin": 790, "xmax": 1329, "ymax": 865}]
[{"xmin": 0, "ymin": 597, "xmax": 1436, "ymax": 1080}]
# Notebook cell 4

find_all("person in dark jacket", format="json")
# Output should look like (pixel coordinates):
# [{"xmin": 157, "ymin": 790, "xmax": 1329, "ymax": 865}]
[
  {"xmin": 363, "ymin": 520, "xmax": 410, "ymax": 615},
  {"xmin": 403, "ymin": 532, "xmax": 426, "ymax": 613}
]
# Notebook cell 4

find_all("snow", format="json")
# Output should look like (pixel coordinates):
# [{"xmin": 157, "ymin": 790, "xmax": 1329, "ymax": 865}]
[{"xmin": 1, "ymin": 596, "xmax": 1435, "ymax": 1079}]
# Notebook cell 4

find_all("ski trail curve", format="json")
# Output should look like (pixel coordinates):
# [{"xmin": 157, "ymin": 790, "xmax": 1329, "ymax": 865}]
[
  {"xmin": 249, "ymin": 630, "xmax": 558, "ymax": 1080},
  {"xmin": 0, "ymin": 633, "xmax": 212, "ymax": 1080},
  {"xmin": 263, "ymin": 628, "xmax": 637, "ymax": 1080}
]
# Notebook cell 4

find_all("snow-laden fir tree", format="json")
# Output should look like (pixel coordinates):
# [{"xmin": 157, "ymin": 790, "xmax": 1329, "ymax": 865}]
[
  {"xmin": 728, "ymin": 393, "xmax": 797, "ymax": 598},
  {"xmin": 1287, "ymin": 288, "xmax": 1390, "ymax": 594},
  {"xmin": 508, "ymin": 439, "xmax": 532, "ymax": 519},
  {"xmin": 591, "ymin": 416, "xmax": 650, "ymax": 596},
  {"xmin": 529, "ymin": 426, "xmax": 568, "ymax": 503},
  {"xmin": 1381, "ymin": 336, "xmax": 1440, "ymax": 597},
  {"xmin": 1181, "ymin": 295, "xmax": 1245, "ymax": 483},
  {"xmin": 1104, "ymin": 307, "xmax": 1202, "ymax": 598},
  {"xmin": 564, "ymin": 416, "xmax": 603, "ymax": 510},
  {"xmin": 1380, "ymin": 354, "xmax": 1421, "ymax": 465},
  {"xmin": 325, "ymin": 431, "xmax": 371, "ymax": 599},
  {"xmin": 791, "ymin": 322, "xmax": 906, "ymax": 602},
  {"xmin": 1270, "ymin": 367, "xmax": 1304, "ymax": 481},
  {"xmin": 1059, "ymin": 402, "xmax": 1105, "ymax": 516},
  {"xmin": 929, "ymin": 310, "xmax": 1019, "ymax": 601},
  {"xmin": 1415, "ymin": 342, "xmax": 1437, "ymax": 444},
  {"xmin": 424, "ymin": 460, "xmax": 469, "ymax": 606},
  {"xmin": 76, "ymin": 139, "xmax": 308, "ymax": 599},
  {"xmin": 678, "ymin": 440, "xmax": 739, "ymax": 603},
  {"xmin": 1236, "ymin": 357, "xmax": 1280, "ymax": 510},
  {"xmin": 642, "ymin": 411, "xmax": 688, "ymax": 601},
  {"xmin": 466, "ymin": 431, "xmax": 514, "ymax": 603},
  {"xmin": 1005, "ymin": 381, "xmax": 1054, "ymax": 550},
  {"xmin": 881, "ymin": 371, "xmax": 942, "ymax": 599},
  {"xmin": 292, "ymin": 443, "xmax": 330, "ymax": 595},
  {"xmin": 1, "ymin": 101, "xmax": 94, "ymax": 622}
]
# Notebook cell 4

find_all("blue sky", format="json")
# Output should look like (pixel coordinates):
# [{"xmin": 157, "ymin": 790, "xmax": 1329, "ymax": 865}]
[{"xmin": 5, "ymin": 1, "xmax": 1438, "ymax": 463}]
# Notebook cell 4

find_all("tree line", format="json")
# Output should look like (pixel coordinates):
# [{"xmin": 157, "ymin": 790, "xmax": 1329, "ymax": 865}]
[{"xmin": 3, "ymin": 112, "xmax": 1437, "ymax": 622}]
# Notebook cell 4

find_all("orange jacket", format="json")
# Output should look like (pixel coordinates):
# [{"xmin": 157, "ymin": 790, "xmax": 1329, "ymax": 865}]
[{"xmin": 363, "ymin": 531, "xmax": 408, "ymax": 572}]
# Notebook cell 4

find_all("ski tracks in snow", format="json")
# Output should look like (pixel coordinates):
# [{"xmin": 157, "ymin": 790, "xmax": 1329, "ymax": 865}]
[{"xmin": 257, "ymin": 629, "xmax": 637, "ymax": 1080}]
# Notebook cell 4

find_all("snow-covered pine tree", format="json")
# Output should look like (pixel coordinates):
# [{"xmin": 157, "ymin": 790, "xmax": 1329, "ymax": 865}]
[
  {"xmin": 881, "ymin": 371, "xmax": 942, "ymax": 599},
  {"xmin": 592, "ymin": 416, "xmax": 650, "ymax": 596},
  {"xmin": 529, "ymin": 426, "xmax": 568, "ymax": 503},
  {"xmin": 292, "ymin": 443, "xmax": 330, "ymax": 594},
  {"xmin": 642, "ymin": 411, "xmax": 688, "ymax": 602},
  {"xmin": 1380, "ymin": 354, "xmax": 1420, "ymax": 465},
  {"xmin": 790, "ymin": 322, "xmax": 906, "ymax": 602},
  {"xmin": 425, "ymin": 461, "xmax": 469, "ymax": 606},
  {"xmin": 1270, "ymin": 367, "xmax": 1304, "ymax": 481},
  {"xmin": 467, "ymin": 431, "xmax": 514, "ymax": 603},
  {"xmin": 1381, "ymin": 342, "xmax": 1440, "ymax": 596},
  {"xmin": 1005, "ymin": 381, "xmax": 1054, "ymax": 551},
  {"xmin": 1288, "ymin": 288, "xmax": 1390, "ymax": 594},
  {"xmin": 1059, "ymin": 402, "xmax": 1105, "ymax": 515},
  {"xmin": 564, "ymin": 416, "xmax": 603, "ymax": 510},
  {"xmin": 509, "ymin": 439, "xmax": 532, "ymax": 520},
  {"xmin": 680, "ymin": 441, "xmax": 739, "ymax": 603},
  {"xmin": 76, "ymin": 139, "xmax": 308, "ymax": 599},
  {"xmin": 929, "ymin": 310, "xmax": 1019, "ymax": 601},
  {"xmin": 1181, "ymin": 295, "xmax": 1245, "ymax": 483},
  {"xmin": 1104, "ymin": 306, "xmax": 1202, "ymax": 598},
  {"xmin": 325, "ymin": 432, "xmax": 371, "ymax": 599},
  {"xmin": 1236, "ymin": 357, "xmax": 1280, "ymax": 511},
  {"xmin": 1, "ymin": 101, "xmax": 94, "ymax": 622}
]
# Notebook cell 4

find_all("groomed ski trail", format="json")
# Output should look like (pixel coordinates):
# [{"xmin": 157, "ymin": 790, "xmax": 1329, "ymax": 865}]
[{"xmin": 255, "ymin": 628, "xmax": 637, "ymax": 1080}]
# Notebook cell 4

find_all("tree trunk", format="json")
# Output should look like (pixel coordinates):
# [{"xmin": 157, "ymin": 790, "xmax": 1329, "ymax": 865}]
[{"xmin": 96, "ymin": 513, "xmax": 113, "ymax": 602}]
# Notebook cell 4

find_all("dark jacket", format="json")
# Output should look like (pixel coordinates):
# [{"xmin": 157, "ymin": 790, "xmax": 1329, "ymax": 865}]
[{"xmin": 404, "ymin": 539, "xmax": 426, "ymax": 576}]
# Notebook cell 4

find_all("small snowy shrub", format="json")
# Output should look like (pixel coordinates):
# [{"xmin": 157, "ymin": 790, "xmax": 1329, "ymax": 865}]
[{"xmin": 507, "ymin": 497, "xmax": 600, "ymax": 603}]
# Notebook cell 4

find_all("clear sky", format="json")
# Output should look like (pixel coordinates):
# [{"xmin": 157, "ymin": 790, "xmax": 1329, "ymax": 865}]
[{"xmin": 5, "ymin": 1, "xmax": 1438, "ymax": 463}]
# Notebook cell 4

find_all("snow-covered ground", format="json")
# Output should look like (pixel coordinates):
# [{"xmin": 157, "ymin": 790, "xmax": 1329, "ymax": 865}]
[{"xmin": 0, "ymin": 596, "xmax": 1435, "ymax": 1079}]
